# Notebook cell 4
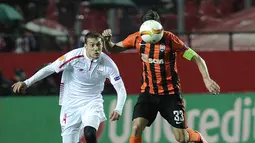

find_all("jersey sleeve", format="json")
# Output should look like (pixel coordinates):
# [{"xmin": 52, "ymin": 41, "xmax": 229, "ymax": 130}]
[
  {"xmin": 169, "ymin": 32, "xmax": 189, "ymax": 54},
  {"xmin": 106, "ymin": 58, "xmax": 122, "ymax": 85},
  {"xmin": 122, "ymin": 32, "xmax": 139, "ymax": 49},
  {"xmin": 49, "ymin": 52, "xmax": 74, "ymax": 73},
  {"xmin": 23, "ymin": 64, "xmax": 56, "ymax": 87}
]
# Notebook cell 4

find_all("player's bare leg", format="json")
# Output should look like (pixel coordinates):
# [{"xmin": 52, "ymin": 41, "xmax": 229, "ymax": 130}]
[
  {"xmin": 172, "ymin": 127, "xmax": 207, "ymax": 143},
  {"xmin": 129, "ymin": 117, "xmax": 149, "ymax": 143},
  {"xmin": 172, "ymin": 128, "xmax": 189, "ymax": 143}
]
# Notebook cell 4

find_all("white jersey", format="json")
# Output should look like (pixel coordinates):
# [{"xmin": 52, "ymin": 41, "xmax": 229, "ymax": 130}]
[
  {"xmin": 50, "ymin": 48, "xmax": 122, "ymax": 107},
  {"xmin": 24, "ymin": 47, "xmax": 126, "ymax": 113}
]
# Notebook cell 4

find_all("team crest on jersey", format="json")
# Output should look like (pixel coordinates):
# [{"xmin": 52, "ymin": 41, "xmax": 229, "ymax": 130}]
[
  {"xmin": 97, "ymin": 67, "xmax": 104, "ymax": 74},
  {"xmin": 160, "ymin": 44, "xmax": 165, "ymax": 52},
  {"xmin": 58, "ymin": 55, "xmax": 65, "ymax": 61}
]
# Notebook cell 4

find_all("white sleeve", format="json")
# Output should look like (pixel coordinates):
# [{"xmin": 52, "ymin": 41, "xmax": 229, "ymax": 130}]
[
  {"xmin": 107, "ymin": 58, "xmax": 127, "ymax": 115},
  {"xmin": 108, "ymin": 59, "xmax": 122, "ymax": 85},
  {"xmin": 24, "ymin": 52, "xmax": 74, "ymax": 87},
  {"xmin": 112, "ymin": 80, "xmax": 127, "ymax": 115},
  {"xmin": 24, "ymin": 64, "xmax": 56, "ymax": 87},
  {"xmin": 50, "ymin": 54, "xmax": 73, "ymax": 73}
]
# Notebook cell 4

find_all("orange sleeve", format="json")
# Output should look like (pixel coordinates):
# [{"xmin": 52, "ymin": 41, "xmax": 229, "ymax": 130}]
[
  {"xmin": 122, "ymin": 32, "xmax": 139, "ymax": 49},
  {"xmin": 169, "ymin": 32, "xmax": 189, "ymax": 53}
]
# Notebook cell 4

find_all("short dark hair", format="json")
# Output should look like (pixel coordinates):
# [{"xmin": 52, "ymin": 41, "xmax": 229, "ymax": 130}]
[
  {"xmin": 141, "ymin": 10, "xmax": 160, "ymax": 23},
  {"xmin": 84, "ymin": 31, "xmax": 104, "ymax": 44}
]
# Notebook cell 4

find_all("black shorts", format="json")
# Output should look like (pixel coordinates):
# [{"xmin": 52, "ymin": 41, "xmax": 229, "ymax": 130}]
[{"xmin": 132, "ymin": 92, "xmax": 187, "ymax": 129}]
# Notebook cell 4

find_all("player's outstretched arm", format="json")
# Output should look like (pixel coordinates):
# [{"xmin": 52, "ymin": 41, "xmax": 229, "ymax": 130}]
[
  {"xmin": 12, "ymin": 64, "xmax": 55, "ymax": 93},
  {"xmin": 106, "ymin": 56, "xmax": 127, "ymax": 121},
  {"xmin": 188, "ymin": 52, "xmax": 220, "ymax": 94},
  {"xmin": 102, "ymin": 29, "xmax": 127, "ymax": 53},
  {"xmin": 169, "ymin": 32, "xmax": 220, "ymax": 94}
]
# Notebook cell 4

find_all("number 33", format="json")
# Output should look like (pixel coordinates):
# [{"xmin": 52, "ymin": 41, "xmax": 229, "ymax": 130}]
[{"xmin": 173, "ymin": 110, "xmax": 184, "ymax": 122}]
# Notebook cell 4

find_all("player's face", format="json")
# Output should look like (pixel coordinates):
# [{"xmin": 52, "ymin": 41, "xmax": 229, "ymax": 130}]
[{"xmin": 85, "ymin": 38, "xmax": 103, "ymax": 59}]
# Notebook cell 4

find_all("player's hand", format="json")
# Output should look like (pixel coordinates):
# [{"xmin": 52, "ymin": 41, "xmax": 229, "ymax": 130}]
[
  {"xmin": 203, "ymin": 78, "xmax": 220, "ymax": 95},
  {"xmin": 110, "ymin": 110, "xmax": 121, "ymax": 121},
  {"xmin": 102, "ymin": 29, "xmax": 112, "ymax": 42},
  {"xmin": 12, "ymin": 81, "xmax": 27, "ymax": 93}
]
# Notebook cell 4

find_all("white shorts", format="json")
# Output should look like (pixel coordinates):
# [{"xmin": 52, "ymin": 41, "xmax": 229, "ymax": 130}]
[{"xmin": 60, "ymin": 100, "xmax": 106, "ymax": 136}]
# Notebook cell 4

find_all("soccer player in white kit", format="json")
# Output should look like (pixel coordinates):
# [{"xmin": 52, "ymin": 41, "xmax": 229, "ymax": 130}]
[{"xmin": 12, "ymin": 32, "xmax": 127, "ymax": 143}]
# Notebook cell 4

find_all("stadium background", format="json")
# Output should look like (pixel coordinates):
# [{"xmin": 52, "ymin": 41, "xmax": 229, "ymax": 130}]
[{"xmin": 0, "ymin": 0, "xmax": 255, "ymax": 142}]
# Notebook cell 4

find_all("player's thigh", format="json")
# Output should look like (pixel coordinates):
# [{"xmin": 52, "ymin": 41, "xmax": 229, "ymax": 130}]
[
  {"xmin": 159, "ymin": 94, "xmax": 187, "ymax": 129},
  {"xmin": 132, "ymin": 92, "xmax": 159, "ymax": 127},
  {"xmin": 80, "ymin": 102, "xmax": 106, "ymax": 130},
  {"xmin": 60, "ymin": 106, "xmax": 82, "ymax": 136}
]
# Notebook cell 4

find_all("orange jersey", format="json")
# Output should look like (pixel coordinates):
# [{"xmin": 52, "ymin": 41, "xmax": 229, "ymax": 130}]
[{"xmin": 122, "ymin": 31, "xmax": 189, "ymax": 95}]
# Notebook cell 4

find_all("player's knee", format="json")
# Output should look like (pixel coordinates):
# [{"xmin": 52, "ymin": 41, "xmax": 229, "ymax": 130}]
[
  {"xmin": 84, "ymin": 126, "xmax": 97, "ymax": 142},
  {"xmin": 174, "ymin": 130, "xmax": 189, "ymax": 143},
  {"xmin": 175, "ymin": 137, "xmax": 187, "ymax": 143},
  {"xmin": 131, "ymin": 118, "xmax": 148, "ymax": 136},
  {"xmin": 131, "ymin": 124, "xmax": 143, "ymax": 136}
]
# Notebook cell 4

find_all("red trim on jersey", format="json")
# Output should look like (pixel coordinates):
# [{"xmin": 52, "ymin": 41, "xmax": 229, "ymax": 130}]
[{"xmin": 59, "ymin": 55, "xmax": 84, "ymax": 69}]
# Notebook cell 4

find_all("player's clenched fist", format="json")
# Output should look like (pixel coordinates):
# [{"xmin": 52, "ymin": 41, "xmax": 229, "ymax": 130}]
[
  {"xmin": 12, "ymin": 81, "xmax": 27, "ymax": 93},
  {"xmin": 102, "ymin": 29, "xmax": 112, "ymax": 41}
]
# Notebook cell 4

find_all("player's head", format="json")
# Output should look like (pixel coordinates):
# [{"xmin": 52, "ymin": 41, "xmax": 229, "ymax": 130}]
[
  {"xmin": 84, "ymin": 32, "xmax": 104, "ymax": 59},
  {"xmin": 141, "ymin": 10, "xmax": 161, "ymax": 23}
]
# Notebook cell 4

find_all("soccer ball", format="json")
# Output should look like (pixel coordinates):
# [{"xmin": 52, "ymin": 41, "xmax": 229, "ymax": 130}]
[{"xmin": 139, "ymin": 20, "xmax": 164, "ymax": 43}]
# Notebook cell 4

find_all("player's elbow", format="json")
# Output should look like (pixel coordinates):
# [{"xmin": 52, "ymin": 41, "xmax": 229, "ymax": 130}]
[
  {"xmin": 116, "ymin": 82, "xmax": 127, "ymax": 99},
  {"xmin": 191, "ymin": 54, "xmax": 205, "ymax": 65},
  {"xmin": 198, "ymin": 56, "xmax": 206, "ymax": 65},
  {"xmin": 118, "ymin": 86, "xmax": 127, "ymax": 98},
  {"xmin": 113, "ymin": 45, "xmax": 124, "ymax": 54}
]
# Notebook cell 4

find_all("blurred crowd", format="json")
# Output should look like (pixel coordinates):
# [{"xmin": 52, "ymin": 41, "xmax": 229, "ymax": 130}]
[
  {"xmin": 0, "ymin": 64, "xmax": 59, "ymax": 96},
  {"xmin": 1, "ymin": 0, "xmax": 254, "ymax": 96},
  {"xmin": 1, "ymin": 0, "xmax": 252, "ymax": 53}
]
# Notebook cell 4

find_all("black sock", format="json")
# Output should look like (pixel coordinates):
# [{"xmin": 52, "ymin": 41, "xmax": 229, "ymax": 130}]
[{"xmin": 84, "ymin": 126, "xmax": 97, "ymax": 143}]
